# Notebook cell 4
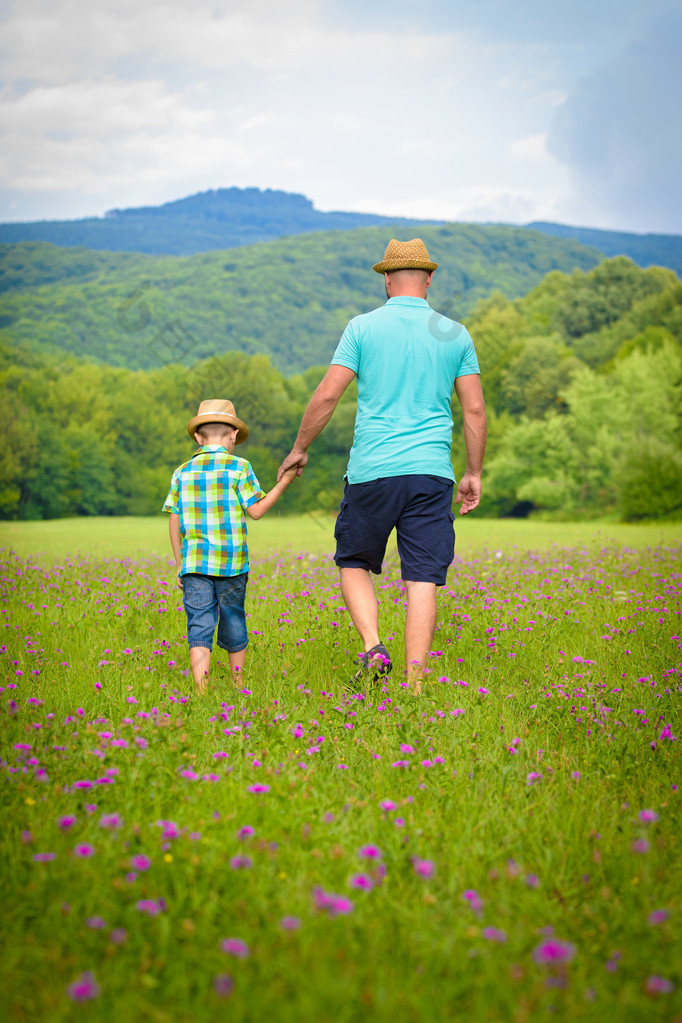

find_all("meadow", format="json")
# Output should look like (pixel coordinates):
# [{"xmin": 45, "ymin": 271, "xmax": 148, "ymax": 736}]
[{"xmin": 1, "ymin": 518, "xmax": 680, "ymax": 1022}]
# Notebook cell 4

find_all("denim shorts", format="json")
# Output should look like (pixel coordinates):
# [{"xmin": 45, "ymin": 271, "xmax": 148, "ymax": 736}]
[
  {"xmin": 334, "ymin": 475, "xmax": 455, "ymax": 585},
  {"xmin": 182, "ymin": 572, "xmax": 249, "ymax": 652}
]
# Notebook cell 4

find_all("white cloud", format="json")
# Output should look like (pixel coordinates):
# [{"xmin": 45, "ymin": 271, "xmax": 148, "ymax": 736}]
[{"xmin": 507, "ymin": 134, "xmax": 552, "ymax": 164}]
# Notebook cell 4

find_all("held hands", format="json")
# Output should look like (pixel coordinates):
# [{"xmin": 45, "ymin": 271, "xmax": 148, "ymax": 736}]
[
  {"xmin": 279, "ymin": 466, "xmax": 299, "ymax": 488},
  {"xmin": 455, "ymin": 473, "xmax": 482, "ymax": 515},
  {"xmin": 277, "ymin": 449, "xmax": 308, "ymax": 482}
]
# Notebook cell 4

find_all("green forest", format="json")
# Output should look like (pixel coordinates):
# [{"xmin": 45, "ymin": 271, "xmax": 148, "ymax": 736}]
[
  {"xmin": 2, "ymin": 249, "xmax": 680, "ymax": 523},
  {"xmin": 0, "ymin": 224, "xmax": 600, "ymax": 374}
]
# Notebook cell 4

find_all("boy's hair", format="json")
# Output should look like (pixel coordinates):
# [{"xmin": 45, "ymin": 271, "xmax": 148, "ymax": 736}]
[{"xmin": 195, "ymin": 422, "xmax": 238, "ymax": 443}]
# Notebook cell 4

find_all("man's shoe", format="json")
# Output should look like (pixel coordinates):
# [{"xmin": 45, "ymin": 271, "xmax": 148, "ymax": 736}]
[{"xmin": 347, "ymin": 643, "xmax": 392, "ymax": 688}]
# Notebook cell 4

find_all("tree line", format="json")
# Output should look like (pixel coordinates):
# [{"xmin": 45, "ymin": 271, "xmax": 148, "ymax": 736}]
[{"xmin": 1, "ymin": 256, "xmax": 680, "ymax": 523}]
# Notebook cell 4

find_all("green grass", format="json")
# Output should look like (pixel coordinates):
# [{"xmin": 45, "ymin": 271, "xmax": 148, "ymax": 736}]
[
  {"xmin": 1, "ymin": 514, "xmax": 681, "ymax": 561},
  {"xmin": 0, "ymin": 530, "xmax": 680, "ymax": 1021}
]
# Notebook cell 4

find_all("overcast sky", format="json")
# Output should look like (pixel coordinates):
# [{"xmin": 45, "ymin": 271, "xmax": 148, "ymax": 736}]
[{"xmin": 0, "ymin": 0, "xmax": 679, "ymax": 233}]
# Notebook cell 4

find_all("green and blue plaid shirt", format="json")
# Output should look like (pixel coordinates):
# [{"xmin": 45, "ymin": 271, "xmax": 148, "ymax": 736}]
[{"xmin": 163, "ymin": 445, "xmax": 265, "ymax": 577}]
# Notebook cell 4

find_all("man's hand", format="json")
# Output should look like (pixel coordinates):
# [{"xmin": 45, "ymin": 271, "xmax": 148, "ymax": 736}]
[
  {"xmin": 277, "ymin": 449, "xmax": 308, "ymax": 481},
  {"xmin": 455, "ymin": 473, "xmax": 482, "ymax": 515}
]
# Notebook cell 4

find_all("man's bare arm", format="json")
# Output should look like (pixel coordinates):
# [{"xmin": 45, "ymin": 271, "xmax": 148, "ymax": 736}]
[
  {"xmin": 277, "ymin": 364, "xmax": 356, "ymax": 479},
  {"xmin": 453, "ymin": 374, "xmax": 487, "ymax": 515}
]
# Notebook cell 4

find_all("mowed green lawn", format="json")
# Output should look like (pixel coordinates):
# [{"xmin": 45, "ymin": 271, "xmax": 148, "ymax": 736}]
[{"xmin": 1, "ymin": 513, "xmax": 681, "ymax": 562}]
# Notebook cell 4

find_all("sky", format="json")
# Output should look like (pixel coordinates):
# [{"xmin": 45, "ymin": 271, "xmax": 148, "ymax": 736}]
[{"xmin": 0, "ymin": 0, "xmax": 680, "ymax": 233}]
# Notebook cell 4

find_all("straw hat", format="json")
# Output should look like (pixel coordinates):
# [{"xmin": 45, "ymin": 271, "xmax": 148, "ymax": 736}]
[
  {"xmin": 373, "ymin": 238, "xmax": 438, "ymax": 274},
  {"xmin": 187, "ymin": 399, "xmax": 248, "ymax": 443}
]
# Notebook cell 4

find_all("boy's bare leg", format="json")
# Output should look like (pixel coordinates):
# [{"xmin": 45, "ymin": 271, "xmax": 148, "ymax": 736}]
[
  {"xmin": 229, "ymin": 649, "xmax": 246, "ymax": 684},
  {"xmin": 189, "ymin": 646, "xmax": 211, "ymax": 691},
  {"xmin": 404, "ymin": 580, "xmax": 437, "ymax": 693},
  {"xmin": 339, "ymin": 567, "xmax": 381, "ymax": 651}
]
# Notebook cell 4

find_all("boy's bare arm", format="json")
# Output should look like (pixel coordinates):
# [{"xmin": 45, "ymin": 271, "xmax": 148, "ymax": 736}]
[
  {"xmin": 169, "ymin": 513, "xmax": 183, "ymax": 588},
  {"xmin": 246, "ymin": 468, "xmax": 297, "ymax": 521}
]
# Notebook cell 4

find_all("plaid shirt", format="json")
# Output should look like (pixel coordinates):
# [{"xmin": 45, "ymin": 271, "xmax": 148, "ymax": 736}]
[{"xmin": 163, "ymin": 446, "xmax": 265, "ymax": 577}]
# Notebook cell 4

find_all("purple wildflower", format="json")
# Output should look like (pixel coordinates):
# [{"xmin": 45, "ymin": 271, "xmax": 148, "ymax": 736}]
[
  {"xmin": 213, "ymin": 974, "xmax": 234, "ymax": 996},
  {"xmin": 130, "ymin": 854, "xmax": 151, "ymax": 871},
  {"xmin": 532, "ymin": 938, "xmax": 576, "ymax": 965},
  {"xmin": 66, "ymin": 972, "xmax": 100, "ymax": 1001},
  {"xmin": 73, "ymin": 843, "xmax": 95, "ymax": 858},
  {"xmin": 247, "ymin": 784, "xmax": 270, "ymax": 794},
  {"xmin": 647, "ymin": 909, "xmax": 670, "ymax": 925},
  {"xmin": 638, "ymin": 809, "xmax": 659, "ymax": 823},
  {"xmin": 482, "ymin": 927, "xmax": 507, "ymax": 942},
  {"xmin": 33, "ymin": 852, "xmax": 57, "ymax": 862},
  {"xmin": 412, "ymin": 858, "xmax": 435, "ymax": 879},
  {"xmin": 358, "ymin": 844, "xmax": 383, "ymax": 860},
  {"xmin": 645, "ymin": 976, "xmax": 674, "ymax": 994},
  {"xmin": 221, "ymin": 938, "xmax": 250, "ymax": 958}
]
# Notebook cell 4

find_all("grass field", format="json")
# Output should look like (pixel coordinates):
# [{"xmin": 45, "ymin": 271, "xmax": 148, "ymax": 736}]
[
  {"xmin": 1, "ymin": 517, "xmax": 680, "ymax": 1021},
  {"xmin": 2, "ymin": 513, "xmax": 681, "ymax": 560}
]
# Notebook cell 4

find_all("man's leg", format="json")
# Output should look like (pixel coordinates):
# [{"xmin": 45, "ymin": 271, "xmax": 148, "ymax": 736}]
[
  {"xmin": 189, "ymin": 646, "xmax": 211, "ymax": 691},
  {"xmin": 340, "ymin": 567, "xmax": 381, "ymax": 651},
  {"xmin": 404, "ymin": 580, "xmax": 437, "ymax": 691}
]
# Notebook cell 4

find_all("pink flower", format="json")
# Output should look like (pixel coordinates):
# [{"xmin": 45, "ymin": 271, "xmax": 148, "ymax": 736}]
[
  {"xmin": 648, "ymin": 909, "xmax": 670, "ymax": 925},
  {"xmin": 312, "ymin": 887, "xmax": 354, "ymax": 917},
  {"xmin": 400, "ymin": 744, "xmax": 415, "ymax": 754},
  {"xmin": 131, "ymin": 854, "xmax": 151, "ymax": 871},
  {"xmin": 136, "ymin": 899, "xmax": 165, "ymax": 916},
  {"xmin": 247, "ymin": 784, "xmax": 270, "ymax": 794},
  {"xmin": 230, "ymin": 855, "xmax": 252, "ymax": 870},
  {"xmin": 66, "ymin": 971, "xmax": 100, "ymax": 1001},
  {"xmin": 99, "ymin": 812, "xmax": 122, "ymax": 830},
  {"xmin": 638, "ymin": 809, "xmax": 659, "ymax": 823},
  {"xmin": 380, "ymin": 800, "xmax": 396, "ymax": 812},
  {"xmin": 73, "ymin": 843, "xmax": 95, "ymax": 858},
  {"xmin": 645, "ymin": 976, "xmax": 674, "ymax": 994},
  {"xmin": 350, "ymin": 873, "xmax": 374, "ymax": 890},
  {"xmin": 482, "ymin": 927, "xmax": 507, "ymax": 942},
  {"xmin": 237, "ymin": 825, "xmax": 255, "ymax": 840},
  {"xmin": 213, "ymin": 974, "xmax": 234, "ymax": 997},
  {"xmin": 221, "ymin": 938, "xmax": 249, "ymax": 958},
  {"xmin": 33, "ymin": 852, "xmax": 57, "ymax": 862},
  {"xmin": 280, "ymin": 916, "xmax": 301, "ymax": 930},
  {"xmin": 358, "ymin": 844, "xmax": 383, "ymax": 860},
  {"xmin": 631, "ymin": 839, "xmax": 650, "ymax": 854},
  {"xmin": 412, "ymin": 858, "xmax": 435, "ymax": 879},
  {"xmin": 57, "ymin": 815, "xmax": 77, "ymax": 830},
  {"xmin": 532, "ymin": 938, "xmax": 576, "ymax": 965}
]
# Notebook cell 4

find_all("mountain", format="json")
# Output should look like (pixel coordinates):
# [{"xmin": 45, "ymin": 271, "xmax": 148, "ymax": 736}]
[
  {"xmin": 0, "ymin": 187, "xmax": 443, "ymax": 256},
  {"xmin": 527, "ymin": 222, "xmax": 682, "ymax": 279},
  {"xmin": 1, "ymin": 186, "xmax": 679, "ymax": 279},
  {"xmin": 0, "ymin": 224, "xmax": 601, "ymax": 375}
]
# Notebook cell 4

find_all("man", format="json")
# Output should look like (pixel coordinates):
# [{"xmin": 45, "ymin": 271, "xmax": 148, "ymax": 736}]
[{"xmin": 278, "ymin": 238, "xmax": 487, "ymax": 691}]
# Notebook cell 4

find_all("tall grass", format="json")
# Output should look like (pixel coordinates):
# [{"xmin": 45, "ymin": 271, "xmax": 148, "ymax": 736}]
[{"xmin": 0, "ymin": 528, "xmax": 680, "ymax": 1021}]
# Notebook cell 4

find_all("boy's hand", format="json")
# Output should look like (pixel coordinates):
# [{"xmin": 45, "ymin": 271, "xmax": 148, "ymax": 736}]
[
  {"xmin": 176, "ymin": 570, "xmax": 183, "ymax": 590},
  {"xmin": 277, "ymin": 449, "xmax": 307, "ymax": 480},
  {"xmin": 280, "ymin": 466, "xmax": 298, "ymax": 487}
]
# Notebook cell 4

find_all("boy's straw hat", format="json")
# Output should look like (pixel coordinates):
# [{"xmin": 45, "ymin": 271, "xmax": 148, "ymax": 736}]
[
  {"xmin": 187, "ymin": 399, "xmax": 248, "ymax": 443},
  {"xmin": 373, "ymin": 238, "xmax": 439, "ymax": 274}
]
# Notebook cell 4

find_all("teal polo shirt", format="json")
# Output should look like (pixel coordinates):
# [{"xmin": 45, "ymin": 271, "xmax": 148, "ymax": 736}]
[{"xmin": 331, "ymin": 296, "xmax": 480, "ymax": 484}]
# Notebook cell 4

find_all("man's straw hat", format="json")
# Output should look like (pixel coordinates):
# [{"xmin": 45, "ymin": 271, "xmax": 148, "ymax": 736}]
[
  {"xmin": 187, "ymin": 399, "xmax": 248, "ymax": 443},
  {"xmin": 373, "ymin": 238, "xmax": 439, "ymax": 274}
]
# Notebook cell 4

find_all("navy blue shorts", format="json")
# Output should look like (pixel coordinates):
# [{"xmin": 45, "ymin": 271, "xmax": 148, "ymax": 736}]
[
  {"xmin": 182, "ymin": 572, "xmax": 249, "ymax": 653},
  {"xmin": 334, "ymin": 475, "xmax": 455, "ymax": 585}
]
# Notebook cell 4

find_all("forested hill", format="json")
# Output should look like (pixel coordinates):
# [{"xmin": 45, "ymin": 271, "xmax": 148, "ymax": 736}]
[
  {"xmin": 0, "ymin": 224, "xmax": 601, "ymax": 375},
  {"xmin": 527, "ymin": 222, "xmax": 682, "ymax": 279},
  {"xmin": 0, "ymin": 187, "xmax": 443, "ymax": 256}
]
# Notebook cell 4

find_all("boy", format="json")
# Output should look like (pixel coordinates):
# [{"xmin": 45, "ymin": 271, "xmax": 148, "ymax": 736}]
[{"xmin": 163, "ymin": 398, "xmax": 296, "ymax": 691}]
